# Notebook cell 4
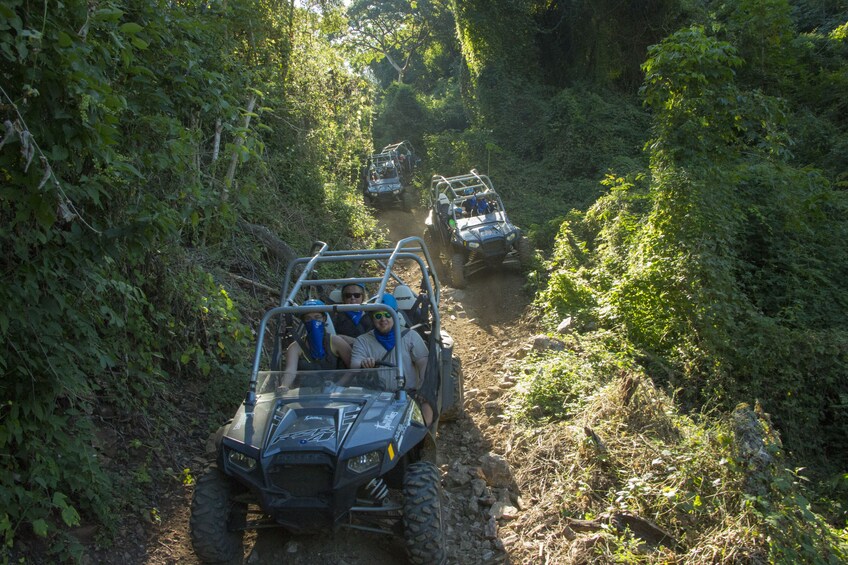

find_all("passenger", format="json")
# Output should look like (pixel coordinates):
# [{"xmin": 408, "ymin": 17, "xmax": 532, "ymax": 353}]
[
  {"xmin": 464, "ymin": 194, "xmax": 490, "ymax": 216},
  {"xmin": 475, "ymin": 195, "xmax": 491, "ymax": 215},
  {"xmin": 351, "ymin": 294, "xmax": 433, "ymax": 424},
  {"xmin": 332, "ymin": 283, "xmax": 373, "ymax": 342},
  {"xmin": 278, "ymin": 299, "xmax": 352, "ymax": 391}
]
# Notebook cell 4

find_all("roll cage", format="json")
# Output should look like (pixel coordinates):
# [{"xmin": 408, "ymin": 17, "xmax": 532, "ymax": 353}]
[{"xmin": 244, "ymin": 237, "xmax": 442, "ymax": 408}]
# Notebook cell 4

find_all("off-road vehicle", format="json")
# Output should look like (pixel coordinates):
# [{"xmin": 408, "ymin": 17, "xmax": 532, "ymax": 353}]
[
  {"xmin": 361, "ymin": 150, "xmax": 415, "ymax": 211},
  {"xmin": 189, "ymin": 237, "xmax": 463, "ymax": 564},
  {"xmin": 424, "ymin": 169, "xmax": 532, "ymax": 288}
]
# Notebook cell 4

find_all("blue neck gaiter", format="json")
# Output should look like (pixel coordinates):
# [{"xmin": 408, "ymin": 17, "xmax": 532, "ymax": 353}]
[
  {"xmin": 305, "ymin": 319, "xmax": 326, "ymax": 360},
  {"xmin": 374, "ymin": 328, "xmax": 396, "ymax": 352},
  {"xmin": 346, "ymin": 310, "xmax": 364, "ymax": 326}
]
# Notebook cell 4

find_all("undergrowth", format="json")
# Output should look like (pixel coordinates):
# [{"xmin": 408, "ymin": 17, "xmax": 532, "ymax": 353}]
[{"xmin": 507, "ymin": 331, "xmax": 848, "ymax": 563}]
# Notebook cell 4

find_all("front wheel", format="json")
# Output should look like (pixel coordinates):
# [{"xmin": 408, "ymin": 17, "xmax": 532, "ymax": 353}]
[
  {"xmin": 450, "ymin": 252, "xmax": 466, "ymax": 289},
  {"xmin": 189, "ymin": 464, "xmax": 246, "ymax": 563},
  {"xmin": 403, "ymin": 461, "xmax": 446, "ymax": 565}
]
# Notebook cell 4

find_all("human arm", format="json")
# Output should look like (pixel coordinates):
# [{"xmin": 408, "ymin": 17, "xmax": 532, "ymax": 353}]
[{"xmin": 279, "ymin": 342, "xmax": 302, "ymax": 389}]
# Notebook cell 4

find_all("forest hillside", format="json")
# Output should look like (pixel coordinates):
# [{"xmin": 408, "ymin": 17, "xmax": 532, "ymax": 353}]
[{"xmin": 2, "ymin": 0, "xmax": 847, "ymax": 562}]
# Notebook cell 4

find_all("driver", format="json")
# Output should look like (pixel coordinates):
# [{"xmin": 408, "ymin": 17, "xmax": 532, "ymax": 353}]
[
  {"xmin": 351, "ymin": 294, "xmax": 432, "ymax": 424},
  {"xmin": 279, "ymin": 299, "xmax": 352, "ymax": 391}
]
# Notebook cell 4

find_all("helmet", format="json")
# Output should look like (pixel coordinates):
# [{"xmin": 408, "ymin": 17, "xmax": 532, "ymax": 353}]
[
  {"xmin": 378, "ymin": 293, "xmax": 398, "ymax": 312},
  {"xmin": 303, "ymin": 298, "xmax": 325, "ymax": 307}
]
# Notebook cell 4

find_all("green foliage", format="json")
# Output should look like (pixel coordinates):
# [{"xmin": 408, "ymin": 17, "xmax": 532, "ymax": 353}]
[
  {"xmin": 344, "ymin": 0, "xmax": 432, "ymax": 84},
  {"xmin": 530, "ymin": 0, "xmax": 693, "ymax": 89},
  {"xmin": 373, "ymin": 83, "xmax": 429, "ymax": 154},
  {"xmin": 511, "ymin": 334, "xmax": 633, "ymax": 421},
  {"xmin": 540, "ymin": 86, "xmax": 650, "ymax": 179},
  {"xmin": 0, "ymin": 0, "xmax": 375, "ymax": 557},
  {"xmin": 538, "ymin": 14, "xmax": 848, "ymax": 470}
]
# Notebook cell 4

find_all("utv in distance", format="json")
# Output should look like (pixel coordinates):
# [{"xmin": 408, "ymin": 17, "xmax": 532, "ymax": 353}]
[
  {"xmin": 424, "ymin": 169, "xmax": 532, "ymax": 288},
  {"xmin": 189, "ymin": 238, "xmax": 463, "ymax": 565},
  {"xmin": 361, "ymin": 150, "xmax": 415, "ymax": 211}
]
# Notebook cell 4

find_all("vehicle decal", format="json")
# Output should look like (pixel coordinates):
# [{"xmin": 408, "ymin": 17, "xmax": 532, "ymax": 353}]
[
  {"xmin": 375, "ymin": 410, "xmax": 399, "ymax": 431},
  {"xmin": 280, "ymin": 427, "xmax": 336, "ymax": 443},
  {"xmin": 231, "ymin": 412, "xmax": 246, "ymax": 431}
]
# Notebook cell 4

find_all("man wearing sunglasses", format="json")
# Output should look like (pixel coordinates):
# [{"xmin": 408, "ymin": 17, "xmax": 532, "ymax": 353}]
[
  {"xmin": 351, "ymin": 294, "xmax": 433, "ymax": 424},
  {"xmin": 332, "ymin": 283, "xmax": 374, "ymax": 342}
]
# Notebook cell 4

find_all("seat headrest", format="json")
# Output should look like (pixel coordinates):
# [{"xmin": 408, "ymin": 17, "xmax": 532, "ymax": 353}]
[
  {"xmin": 393, "ymin": 285, "xmax": 417, "ymax": 310},
  {"xmin": 329, "ymin": 288, "xmax": 343, "ymax": 303}
]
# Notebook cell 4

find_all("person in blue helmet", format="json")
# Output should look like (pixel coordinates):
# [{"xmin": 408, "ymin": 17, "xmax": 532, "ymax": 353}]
[
  {"xmin": 279, "ymin": 299, "xmax": 352, "ymax": 391},
  {"xmin": 351, "ymin": 294, "xmax": 433, "ymax": 424},
  {"xmin": 332, "ymin": 282, "xmax": 373, "ymax": 341},
  {"xmin": 463, "ymin": 193, "xmax": 490, "ymax": 216}
]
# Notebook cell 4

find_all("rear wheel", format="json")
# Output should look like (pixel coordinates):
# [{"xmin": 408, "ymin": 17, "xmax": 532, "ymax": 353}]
[
  {"xmin": 450, "ymin": 252, "xmax": 466, "ymax": 289},
  {"xmin": 190, "ymin": 464, "xmax": 246, "ymax": 563},
  {"xmin": 440, "ymin": 356, "xmax": 464, "ymax": 422},
  {"xmin": 403, "ymin": 461, "xmax": 446, "ymax": 565},
  {"xmin": 517, "ymin": 235, "xmax": 532, "ymax": 268}
]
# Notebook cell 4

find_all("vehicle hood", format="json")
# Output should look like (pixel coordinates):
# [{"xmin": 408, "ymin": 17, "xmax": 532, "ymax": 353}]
[
  {"xmin": 224, "ymin": 391, "xmax": 407, "ymax": 458},
  {"xmin": 457, "ymin": 212, "xmax": 517, "ymax": 240},
  {"xmin": 367, "ymin": 178, "xmax": 402, "ymax": 193}
]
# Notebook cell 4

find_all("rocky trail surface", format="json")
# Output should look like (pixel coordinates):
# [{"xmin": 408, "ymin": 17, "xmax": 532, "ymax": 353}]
[{"xmin": 92, "ymin": 208, "xmax": 539, "ymax": 565}]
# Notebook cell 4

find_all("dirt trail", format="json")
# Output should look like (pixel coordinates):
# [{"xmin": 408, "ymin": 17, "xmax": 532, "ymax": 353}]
[{"xmin": 98, "ymin": 208, "xmax": 536, "ymax": 565}]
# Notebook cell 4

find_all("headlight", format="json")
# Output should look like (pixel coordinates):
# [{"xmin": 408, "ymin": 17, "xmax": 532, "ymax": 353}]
[
  {"xmin": 227, "ymin": 449, "xmax": 257, "ymax": 472},
  {"xmin": 410, "ymin": 403, "xmax": 425, "ymax": 426},
  {"xmin": 506, "ymin": 232, "xmax": 517, "ymax": 242},
  {"xmin": 347, "ymin": 450, "xmax": 381, "ymax": 474},
  {"xmin": 467, "ymin": 241, "xmax": 480, "ymax": 249},
  {"xmin": 393, "ymin": 189, "xmax": 400, "ymax": 195}
]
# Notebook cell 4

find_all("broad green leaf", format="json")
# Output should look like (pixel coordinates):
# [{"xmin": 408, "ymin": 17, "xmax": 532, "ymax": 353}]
[
  {"xmin": 57, "ymin": 31, "xmax": 72, "ymax": 48},
  {"xmin": 61, "ymin": 505, "xmax": 80, "ymax": 527},
  {"xmin": 131, "ymin": 37, "xmax": 148, "ymax": 50},
  {"xmin": 120, "ymin": 22, "xmax": 143, "ymax": 34},
  {"xmin": 93, "ymin": 8, "xmax": 123, "ymax": 21},
  {"xmin": 32, "ymin": 519, "xmax": 48, "ymax": 537}
]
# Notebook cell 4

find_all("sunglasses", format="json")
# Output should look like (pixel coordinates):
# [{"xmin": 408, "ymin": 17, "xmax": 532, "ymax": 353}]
[
  {"xmin": 343, "ymin": 292, "xmax": 363, "ymax": 299},
  {"xmin": 372, "ymin": 312, "xmax": 392, "ymax": 320}
]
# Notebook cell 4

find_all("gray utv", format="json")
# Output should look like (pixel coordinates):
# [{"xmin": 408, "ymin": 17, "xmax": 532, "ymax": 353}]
[
  {"xmin": 361, "ymin": 150, "xmax": 416, "ymax": 211},
  {"xmin": 189, "ymin": 237, "xmax": 463, "ymax": 565},
  {"xmin": 424, "ymin": 169, "xmax": 532, "ymax": 288}
]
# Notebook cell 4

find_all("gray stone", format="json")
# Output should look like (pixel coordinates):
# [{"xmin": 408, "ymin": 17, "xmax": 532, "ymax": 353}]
[
  {"xmin": 479, "ymin": 453, "xmax": 513, "ymax": 488},
  {"xmin": 556, "ymin": 316, "xmax": 574, "ymax": 334}
]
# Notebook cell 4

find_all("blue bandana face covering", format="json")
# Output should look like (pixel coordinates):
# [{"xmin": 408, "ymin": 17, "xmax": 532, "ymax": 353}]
[
  {"xmin": 346, "ymin": 310, "xmax": 364, "ymax": 326},
  {"xmin": 374, "ymin": 327, "xmax": 396, "ymax": 352},
  {"xmin": 306, "ymin": 319, "xmax": 326, "ymax": 359}
]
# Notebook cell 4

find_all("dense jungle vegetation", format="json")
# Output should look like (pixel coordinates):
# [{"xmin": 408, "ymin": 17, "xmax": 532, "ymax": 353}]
[{"xmin": 2, "ymin": 0, "xmax": 847, "ymax": 561}]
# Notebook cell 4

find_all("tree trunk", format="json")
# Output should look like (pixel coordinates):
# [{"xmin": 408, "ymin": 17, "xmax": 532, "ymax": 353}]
[{"xmin": 223, "ymin": 94, "xmax": 257, "ymax": 201}]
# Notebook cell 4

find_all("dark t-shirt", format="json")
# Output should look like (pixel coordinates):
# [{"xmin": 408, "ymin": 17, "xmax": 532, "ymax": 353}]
[{"xmin": 333, "ymin": 311, "xmax": 374, "ymax": 338}]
